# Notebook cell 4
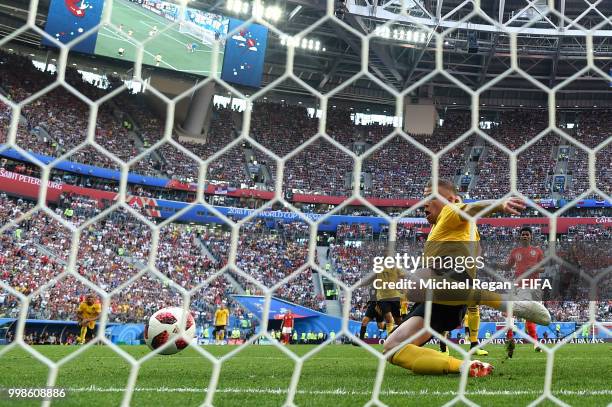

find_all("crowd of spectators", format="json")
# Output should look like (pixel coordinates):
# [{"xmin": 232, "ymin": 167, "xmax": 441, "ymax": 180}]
[
  {"xmin": 563, "ymin": 111, "xmax": 612, "ymax": 198},
  {"xmin": 0, "ymin": 190, "xmax": 324, "ymax": 321},
  {"xmin": 22, "ymin": 331, "xmax": 77, "ymax": 345},
  {"xmin": 3, "ymin": 51, "xmax": 612, "ymax": 205},
  {"xmin": 0, "ymin": 193, "xmax": 240, "ymax": 322},
  {"xmin": 115, "ymin": 94, "xmax": 255, "ymax": 186},
  {"xmin": 0, "ymin": 51, "xmax": 136, "ymax": 169},
  {"xmin": 572, "ymin": 111, "xmax": 612, "ymax": 197},
  {"xmin": 0, "ymin": 197, "xmax": 332, "ymax": 321},
  {"xmin": 336, "ymin": 223, "xmax": 373, "ymax": 241},
  {"xmin": 2, "ymin": 52, "xmax": 610, "ymax": 203},
  {"xmin": 363, "ymin": 135, "xmax": 431, "ymax": 199},
  {"xmin": 0, "ymin": 185, "xmax": 609, "ymax": 326},
  {"xmin": 198, "ymin": 222, "xmax": 324, "ymax": 311},
  {"xmin": 1, "ymin": 52, "xmax": 611, "ymax": 332}
]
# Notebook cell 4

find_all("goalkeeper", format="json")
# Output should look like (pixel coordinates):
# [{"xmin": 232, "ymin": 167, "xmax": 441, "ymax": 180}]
[{"xmin": 76, "ymin": 294, "xmax": 101, "ymax": 345}]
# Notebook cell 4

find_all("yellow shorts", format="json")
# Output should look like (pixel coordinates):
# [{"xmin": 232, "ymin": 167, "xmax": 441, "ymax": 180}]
[{"xmin": 81, "ymin": 321, "xmax": 96, "ymax": 330}]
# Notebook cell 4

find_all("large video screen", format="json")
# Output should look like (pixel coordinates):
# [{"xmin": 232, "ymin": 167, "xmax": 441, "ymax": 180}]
[
  {"xmin": 220, "ymin": 18, "xmax": 268, "ymax": 88},
  {"xmin": 42, "ymin": 0, "xmax": 267, "ymax": 87}
]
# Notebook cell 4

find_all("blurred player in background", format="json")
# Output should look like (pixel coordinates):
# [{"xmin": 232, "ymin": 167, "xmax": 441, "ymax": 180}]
[
  {"xmin": 400, "ymin": 296, "xmax": 409, "ymax": 322},
  {"xmin": 373, "ymin": 241, "xmax": 403, "ymax": 336},
  {"xmin": 280, "ymin": 310, "xmax": 294, "ymax": 344},
  {"xmin": 214, "ymin": 303, "xmax": 229, "ymax": 344},
  {"xmin": 464, "ymin": 308, "xmax": 488, "ymax": 356},
  {"xmin": 505, "ymin": 316, "xmax": 517, "ymax": 358},
  {"xmin": 186, "ymin": 42, "xmax": 197, "ymax": 53},
  {"xmin": 76, "ymin": 294, "xmax": 101, "ymax": 345},
  {"xmin": 439, "ymin": 310, "xmax": 488, "ymax": 356},
  {"xmin": 358, "ymin": 287, "xmax": 385, "ymax": 342},
  {"xmin": 499, "ymin": 226, "xmax": 545, "ymax": 352}
]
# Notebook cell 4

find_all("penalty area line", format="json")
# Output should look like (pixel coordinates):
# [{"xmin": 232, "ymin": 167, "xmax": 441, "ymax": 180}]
[{"xmin": 64, "ymin": 386, "xmax": 612, "ymax": 397}]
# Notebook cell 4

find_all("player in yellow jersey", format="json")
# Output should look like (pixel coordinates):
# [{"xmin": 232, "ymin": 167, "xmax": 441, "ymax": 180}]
[
  {"xmin": 381, "ymin": 179, "xmax": 550, "ymax": 377},
  {"xmin": 463, "ymin": 307, "xmax": 488, "ymax": 356},
  {"xmin": 214, "ymin": 303, "xmax": 230, "ymax": 344},
  {"xmin": 76, "ymin": 294, "xmax": 101, "ymax": 345},
  {"xmin": 400, "ymin": 296, "xmax": 409, "ymax": 323},
  {"xmin": 358, "ymin": 287, "xmax": 385, "ymax": 342},
  {"xmin": 440, "ymin": 311, "xmax": 488, "ymax": 356},
  {"xmin": 375, "ymin": 251, "xmax": 404, "ymax": 336},
  {"xmin": 359, "ymin": 243, "xmax": 406, "ymax": 339}
]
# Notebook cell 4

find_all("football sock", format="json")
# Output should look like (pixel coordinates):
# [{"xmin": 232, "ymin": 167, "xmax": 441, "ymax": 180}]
[
  {"xmin": 359, "ymin": 325, "xmax": 367, "ymax": 340},
  {"xmin": 78, "ymin": 326, "xmax": 87, "ymax": 344},
  {"xmin": 386, "ymin": 322, "xmax": 395, "ymax": 336},
  {"xmin": 440, "ymin": 331, "xmax": 448, "ymax": 352},
  {"xmin": 467, "ymin": 306, "xmax": 480, "ymax": 344},
  {"xmin": 526, "ymin": 321, "xmax": 538, "ymax": 341},
  {"xmin": 390, "ymin": 344, "xmax": 462, "ymax": 375}
]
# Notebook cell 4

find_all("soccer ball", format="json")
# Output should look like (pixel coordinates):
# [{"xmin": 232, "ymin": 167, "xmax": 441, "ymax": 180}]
[{"xmin": 145, "ymin": 307, "xmax": 196, "ymax": 355}]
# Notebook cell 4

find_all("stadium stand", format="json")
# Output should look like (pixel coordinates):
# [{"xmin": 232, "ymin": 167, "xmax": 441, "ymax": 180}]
[
  {"xmin": 0, "ymin": 51, "xmax": 610, "ymax": 328},
  {"xmin": 2, "ymin": 53, "xmax": 609, "ymax": 206}
]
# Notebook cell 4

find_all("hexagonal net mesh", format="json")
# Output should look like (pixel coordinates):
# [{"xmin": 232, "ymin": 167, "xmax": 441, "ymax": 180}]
[{"xmin": 0, "ymin": 0, "xmax": 610, "ymax": 406}]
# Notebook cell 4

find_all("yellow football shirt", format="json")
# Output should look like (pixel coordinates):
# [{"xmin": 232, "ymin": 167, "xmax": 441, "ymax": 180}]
[
  {"xmin": 427, "ymin": 203, "xmax": 480, "ymax": 242},
  {"xmin": 214, "ymin": 309, "xmax": 229, "ymax": 326},
  {"xmin": 425, "ymin": 203, "xmax": 481, "ymax": 278},
  {"xmin": 78, "ymin": 302, "xmax": 101, "ymax": 329},
  {"xmin": 376, "ymin": 267, "xmax": 402, "ymax": 301},
  {"xmin": 400, "ymin": 299, "xmax": 409, "ymax": 316}
]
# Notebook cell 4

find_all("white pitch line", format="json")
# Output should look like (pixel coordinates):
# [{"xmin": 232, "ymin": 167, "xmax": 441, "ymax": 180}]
[
  {"xmin": 98, "ymin": 27, "xmax": 126, "ymax": 42},
  {"xmin": 138, "ymin": 20, "xmax": 215, "ymax": 55},
  {"xmin": 96, "ymin": 31, "xmax": 181, "ymax": 71},
  {"xmin": 97, "ymin": 31, "xmax": 134, "ymax": 45},
  {"xmin": 119, "ymin": 0, "xmax": 169, "ymax": 27},
  {"xmin": 138, "ymin": 21, "xmax": 191, "ymax": 49},
  {"xmin": 62, "ymin": 386, "xmax": 612, "ymax": 397},
  {"xmin": 123, "ymin": 0, "xmax": 216, "ymax": 53}
]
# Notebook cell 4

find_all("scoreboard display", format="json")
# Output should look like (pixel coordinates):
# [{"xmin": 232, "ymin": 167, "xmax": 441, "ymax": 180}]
[{"xmin": 42, "ymin": 0, "xmax": 268, "ymax": 87}]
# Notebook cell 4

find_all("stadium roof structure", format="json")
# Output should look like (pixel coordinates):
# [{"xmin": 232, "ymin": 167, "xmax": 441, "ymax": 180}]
[{"xmin": 2, "ymin": 0, "xmax": 612, "ymax": 107}]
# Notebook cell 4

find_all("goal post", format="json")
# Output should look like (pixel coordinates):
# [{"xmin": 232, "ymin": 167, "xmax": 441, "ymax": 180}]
[{"xmin": 178, "ymin": 21, "xmax": 216, "ymax": 46}]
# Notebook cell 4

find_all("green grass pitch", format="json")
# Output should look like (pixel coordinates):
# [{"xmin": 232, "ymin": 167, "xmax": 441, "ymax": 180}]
[
  {"xmin": 93, "ymin": 0, "xmax": 224, "ymax": 75},
  {"xmin": 0, "ymin": 343, "xmax": 610, "ymax": 406}
]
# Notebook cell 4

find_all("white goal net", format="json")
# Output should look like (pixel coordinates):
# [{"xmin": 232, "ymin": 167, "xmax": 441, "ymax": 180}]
[
  {"xmin": 0, "ymin": 0, "xmax": 610, "ymax": 406},
  {"xmin": 179, "ymin": 21, "xmax": 217, "ymax": 46}
]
